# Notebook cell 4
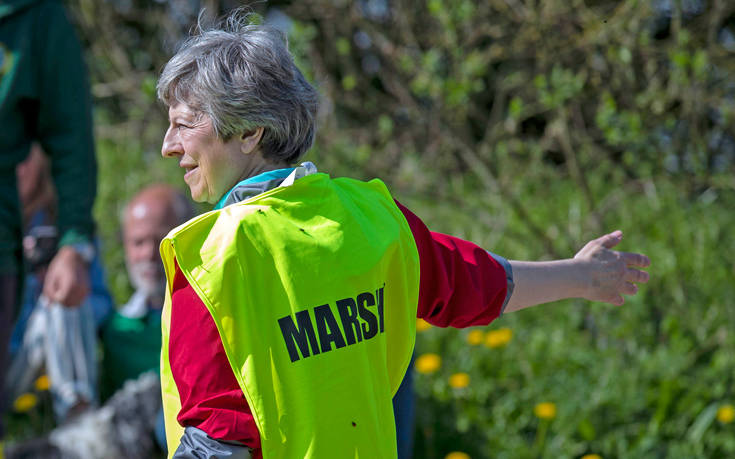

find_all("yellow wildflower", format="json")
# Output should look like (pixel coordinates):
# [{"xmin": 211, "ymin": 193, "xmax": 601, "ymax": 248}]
[
  {"xmin": 449, "ymin": 372, "xmax": 470, "ymax": 389},
  {"xmin": 445, "ymin": 452, "xmax": 471, "ymax": 459},
  {"xmin": 35, "ymin": 374, "xmax": 51, "ymax": 391},
  {"xmin": 415, "ymin": 353, "xmax": 441, "ymax": 374},
  {"xmin": 485, "ymin": 327, "xmax": 512, "ymax": 348},
  {"xmin": 13, "ymin": 393, "xmax": 38, "ymax": 413},
  {"xmin": 466, "ymin": 329, "xmax": 484, "ymax": 346},
  {"xmin": 416, "ymin": 318, "xmax": 432, "ymax": 332},
  {"xmin": 581, "ymin": 455, "xmax": 602, "ymax": 459},
  {"xmin": 717, "ymin": 404, "xmax": 735, "ymax": 424},
  {"xmin": 534, "ymin": 402, "xmax": 557, "ymax": 420}
]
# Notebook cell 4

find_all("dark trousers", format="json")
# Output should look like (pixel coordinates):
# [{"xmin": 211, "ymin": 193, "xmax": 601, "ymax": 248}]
[
  {"xmin": 0, "ymin": 274, "xmax": 19, "ymax": 438},
  {"xmin": 393, "ymin": 356, "xmax": 416, "ymax": 459}
]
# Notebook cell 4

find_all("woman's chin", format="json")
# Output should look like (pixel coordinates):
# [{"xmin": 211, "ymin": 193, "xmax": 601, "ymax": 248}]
[{"xmin": 187, "ymin": 187, "xmax": 208, "ymax": 203}]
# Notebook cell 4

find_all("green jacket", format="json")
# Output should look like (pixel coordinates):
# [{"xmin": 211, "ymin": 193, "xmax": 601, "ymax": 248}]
[
  {"xmin": 0, "ymin": 0, "xmax": 96, "ymax": 247},
  {"xmin": 100, "ymin": 309, "xmax": 162, "ymax": 400}
]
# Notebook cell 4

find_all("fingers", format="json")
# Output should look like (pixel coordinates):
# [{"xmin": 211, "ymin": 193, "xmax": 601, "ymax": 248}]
[
  {"xmin": 44, "ymin": 274, "xmax": 67, "ymax": 304},
  {"xmin": 56, "ymin": 280, "xmax": 72, "ymax": 303},
  {"xmin": 625, "ymin": 267, "xmax": 650, "ymax": 283},
  {"xmin": 42, "ymin": 269, "xmax": 88, "ymax": 306},
  {"xmin": 597, "ymin": 230, "xmax": 623, "ymax": 249},
  {"xmin": 620, "ymin": 252, "xmax": 651, "ymax": 268},
  {"xmin": 41, "ymin": 274, "xmax": 59, "ymax": 302},
  {"xmin": 620, "ymin": 281, "xmax": 638, "ymax": 295},
  {"xmin": 613, "ymin": 277, "xmax": 643, "ymax": 306},
  {"xmin": 610, "ymin": 294, "xmax": 625, "ymax": 306}
]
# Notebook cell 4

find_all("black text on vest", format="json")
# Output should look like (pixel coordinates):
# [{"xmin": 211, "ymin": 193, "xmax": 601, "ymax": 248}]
[{"xmin": 278, "ymin": 286, "xmax": 386, "ymax": 363}]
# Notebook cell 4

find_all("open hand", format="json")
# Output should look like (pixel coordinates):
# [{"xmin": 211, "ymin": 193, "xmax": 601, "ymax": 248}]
[
  {"xmin": 573, "ymin": 230, "xmax": 651, "ymax": 306},
  {"xmin": 42, "ymin": 246, "xmax": 90, "ymax": 307}
]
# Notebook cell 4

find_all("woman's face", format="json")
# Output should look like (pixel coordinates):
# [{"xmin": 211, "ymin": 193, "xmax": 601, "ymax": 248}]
[{"xmin": 161, "ymin": 103, "xmax": 259, "ymax": 204}]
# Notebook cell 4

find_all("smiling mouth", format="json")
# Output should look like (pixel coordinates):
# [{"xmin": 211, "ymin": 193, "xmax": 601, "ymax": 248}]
[{"xmin": 183, "ymin": 166, "xmax": 198, "ymax": 179}]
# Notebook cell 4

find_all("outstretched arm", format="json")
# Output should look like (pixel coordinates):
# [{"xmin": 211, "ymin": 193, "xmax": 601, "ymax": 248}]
[{"xmin": 505, "ymin": 230, "xmax": 650, "ymax": 312}]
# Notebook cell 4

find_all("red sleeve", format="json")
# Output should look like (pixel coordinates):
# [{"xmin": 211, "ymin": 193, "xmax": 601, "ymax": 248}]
[
  {"xmin": 169, "ymin": 260, "xmax": 262, "ymax": 458},
  {"xmin": 395, "ymin": 201, "xmax": 508, "ymax": 328}
]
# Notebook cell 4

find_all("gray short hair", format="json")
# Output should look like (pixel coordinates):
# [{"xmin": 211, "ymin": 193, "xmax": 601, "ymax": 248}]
[{"xmin": 157, "ymin": 12, "xmax": 319, "ymax": 164}]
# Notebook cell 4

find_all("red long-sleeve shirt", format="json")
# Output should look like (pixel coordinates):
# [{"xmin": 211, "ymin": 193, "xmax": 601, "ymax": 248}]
[{"xmin": 168, "ymin": 202, "xmax": 509, "ymax": 457}]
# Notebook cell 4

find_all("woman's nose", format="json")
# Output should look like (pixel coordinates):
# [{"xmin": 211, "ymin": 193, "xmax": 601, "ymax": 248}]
[{"xmin": 161, "ymin": 128, "xmax": 182, "ymax": 158}]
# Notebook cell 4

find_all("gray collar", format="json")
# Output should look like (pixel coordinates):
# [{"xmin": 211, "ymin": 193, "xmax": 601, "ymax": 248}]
[{"xmin": 221, "ymin": 162, "xmax": 318, "ymax": 207}]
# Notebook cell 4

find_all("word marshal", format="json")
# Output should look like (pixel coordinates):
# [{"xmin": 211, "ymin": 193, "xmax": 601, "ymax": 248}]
[{"xmin": 277, "ymin": 286, "xmax": 385, "ymax": 363}]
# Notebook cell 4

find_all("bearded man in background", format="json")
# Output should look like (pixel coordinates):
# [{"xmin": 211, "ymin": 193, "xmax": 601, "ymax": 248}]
[{"xmin": 100, "ymin": 184, "xmax": 194, "ymax": 399}]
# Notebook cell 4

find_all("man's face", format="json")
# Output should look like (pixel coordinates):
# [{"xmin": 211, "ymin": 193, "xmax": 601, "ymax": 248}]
[{"xmin": 123, "ymin": 200, "xmax": 178, "ymax": 300}]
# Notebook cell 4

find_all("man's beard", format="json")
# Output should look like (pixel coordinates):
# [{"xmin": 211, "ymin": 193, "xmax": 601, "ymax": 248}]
[{"xmin": 127, "ymin": 260, "xmax": 166, "ymax": 305}]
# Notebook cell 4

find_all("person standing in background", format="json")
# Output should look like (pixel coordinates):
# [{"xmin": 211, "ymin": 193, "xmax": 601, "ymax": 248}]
[
  {"xmin": 6, "ymin": 144, "xmax": 113, "ymax": 422},
  {"xmin": 0, "ymin": 0, "xmax": 97, "ymax": 440}
]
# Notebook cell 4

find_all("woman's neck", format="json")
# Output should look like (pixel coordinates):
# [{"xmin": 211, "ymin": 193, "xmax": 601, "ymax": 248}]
[{"xmin": 236, "ymin": 160, "xmax": 290, "ymax": 184}]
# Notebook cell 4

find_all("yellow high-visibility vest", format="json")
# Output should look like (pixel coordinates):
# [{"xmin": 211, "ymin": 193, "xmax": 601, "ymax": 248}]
[{"xmin": 160, "ymin": 173, "xmax": 420, "ymax": 458}]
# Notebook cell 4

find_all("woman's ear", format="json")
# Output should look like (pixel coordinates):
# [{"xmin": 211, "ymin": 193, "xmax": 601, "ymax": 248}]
[{"xmin": 240, "ymin": 127, "xmax": 265, "ymax": 155}]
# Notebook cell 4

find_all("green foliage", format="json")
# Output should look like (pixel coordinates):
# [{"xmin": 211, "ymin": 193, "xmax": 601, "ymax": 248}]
[{"xmin": 4, "ymin": 390, "xmax": 54, "ymax": 441}]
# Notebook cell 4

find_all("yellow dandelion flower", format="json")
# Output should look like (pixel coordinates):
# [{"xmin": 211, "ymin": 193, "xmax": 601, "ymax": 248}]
[
  {"xmin": 35, "ymin": 374, "xmax": 51, "ymax": 391},
  {"xmin": 534, "ymin": 402, "xmax": 557, "ymax": 420},
  {"xmin": 717, "ymin": 404, "xmax": 735, "ymax": 424},
  {"xmin": 415, "ymin": 353, "xmax": 441, "ymax": 374},
  {"xmin": 445, "ymin": 452, "xmax": 471, "ymax": 459},
  {"xmin": 581, "ymin": 455, "xmax": 602, "ymax": 459},
  {"xmin": 416, "ymin": 318, "xmax": 432, "ymax": 332},
  {"xmin": 485, "ymin": 327, "xmax": 512, "ymax": 348},
  {"xmin": 13, "ymin": 393, "xmax": 38, "ymax": 413},
  {"xmin": 449, "ymin": 372, "xmax": 470, "ymax": 389},
  {"xmin": 466, "ymin": 330, "xmax": 484, "ymax": 346}
]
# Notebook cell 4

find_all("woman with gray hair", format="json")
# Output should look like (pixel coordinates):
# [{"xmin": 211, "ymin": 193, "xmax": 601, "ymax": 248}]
[
  {"xmin": 157, "ymin": 11, "xmax": 650, "ymax": 459},
  {"xmin": 157, "ymin": 17, "xmax": 318, "ymax": 205}
]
